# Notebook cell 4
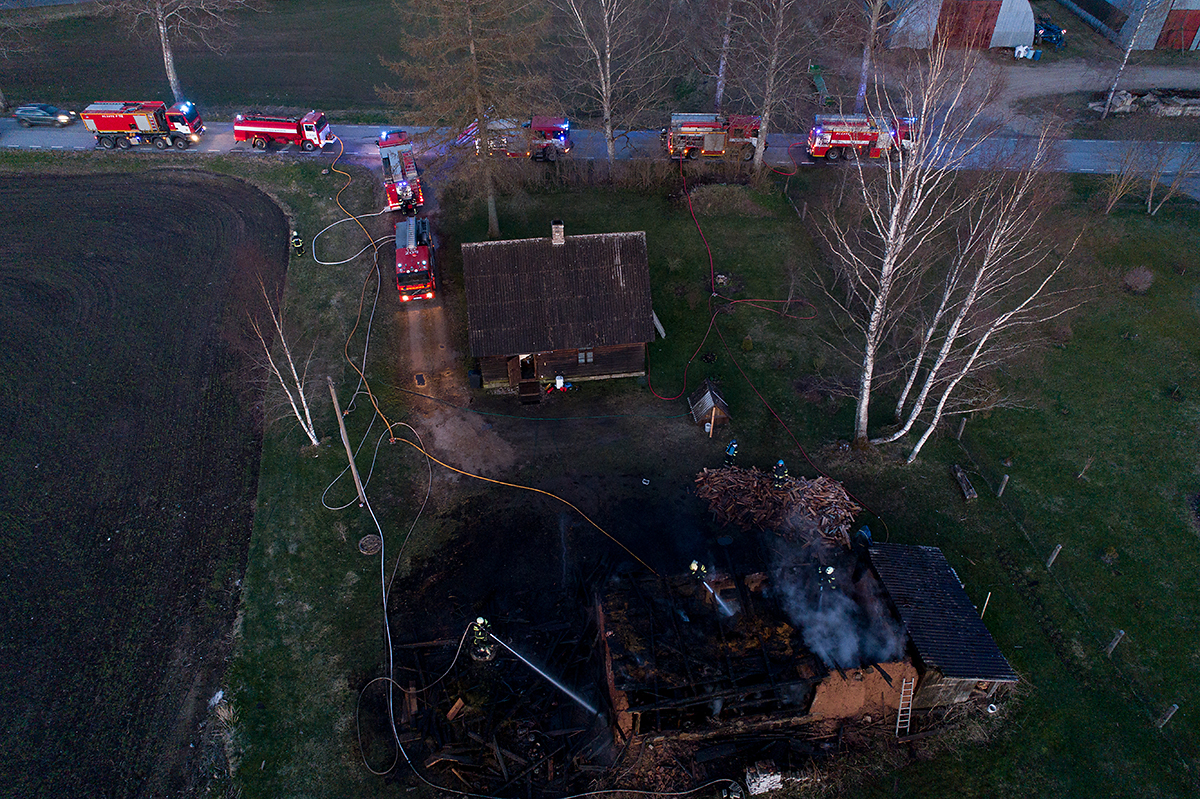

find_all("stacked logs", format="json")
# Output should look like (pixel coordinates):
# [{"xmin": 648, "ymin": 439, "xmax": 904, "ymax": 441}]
[{"xmin": 694, "ymin": 467, "xmax": 861, "ymax": 546}]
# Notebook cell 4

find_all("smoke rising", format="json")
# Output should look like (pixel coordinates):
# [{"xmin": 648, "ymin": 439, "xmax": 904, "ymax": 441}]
[{"xmin": 769, "ymin": 539, "xmax": 906, "ymax": 669}]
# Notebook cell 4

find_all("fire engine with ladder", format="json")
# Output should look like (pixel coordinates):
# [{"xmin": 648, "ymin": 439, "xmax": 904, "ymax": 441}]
[
  {"xmin": 377, "ymin": 130, "xmax": 424, "ymax": 215},
  {"xmin": 806, "ymin": 114, "xmax": 916, "ymax": 161},
  {"xmin": 395, "ymin": 217, "xmax": 436, "ymax": 303},
  {"xmin": 661, "ymin": 113, "xmax": 761, "ymax": 160}
]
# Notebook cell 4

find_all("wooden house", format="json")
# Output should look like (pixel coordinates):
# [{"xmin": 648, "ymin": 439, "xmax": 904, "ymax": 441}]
[
  {"xmin": 462, "ymin": 222, "xmax": 654, "ymax": 390},
  {"xmin": 868, "ymin": 543, "xmax": 1019, "ymax": 709}
]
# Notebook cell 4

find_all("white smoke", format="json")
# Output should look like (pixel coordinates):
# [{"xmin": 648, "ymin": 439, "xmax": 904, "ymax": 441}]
[{"xmin": 769, "ymin": 542, "xmax": 906, "ymax": 669}]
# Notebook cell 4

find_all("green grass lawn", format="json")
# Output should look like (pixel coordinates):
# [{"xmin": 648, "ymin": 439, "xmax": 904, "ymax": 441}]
[{"xmin": 223, "ymin": 162, "xmax": 1199, "ymax": 798}]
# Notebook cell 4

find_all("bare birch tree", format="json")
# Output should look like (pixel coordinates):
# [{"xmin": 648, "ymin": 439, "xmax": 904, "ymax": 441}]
[
  {"xmin": 868, "ymin": 129, "xmax": 1082, "ymax": 461},
  {"xmin": 853, "ymin": 0, "xmax": 889, "ymax": 114},
  {"xmin": 1144, "ymin": 142, "xmax": 1200, "ymax": 216},
  {"xmin": 381, "ymin": 0, "xmax": 546, "ymax": 238},
  {"xmin": 817, "ymin": 43, "xmax": 1003, "ymax": 447},
  {"xmin": 731, "ymin": 0, "xmax": 822, "ymax": 171},
  {"xmin": 553, "ymin": 0, "xmax": 675, "ymax": 165},
  {"xmin": 96, "ymin": 0, "xmax": 260, "ymax": 102},
  {"xmin": 1103, "ymin": 140, "xmax": 1148, "ymax": 214},
  {"xmin": 1102, "ymin": 0, "xmax": 1165, "ymax": 119},
  {"xmin": 250, "ymin": 281, "xmax": 320, "ymax": 447}
]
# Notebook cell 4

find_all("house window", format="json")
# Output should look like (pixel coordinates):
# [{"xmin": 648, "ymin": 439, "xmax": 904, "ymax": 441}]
[{"xmin": 578, "ymin": 348, "xmax": 594, "ymax": 364}]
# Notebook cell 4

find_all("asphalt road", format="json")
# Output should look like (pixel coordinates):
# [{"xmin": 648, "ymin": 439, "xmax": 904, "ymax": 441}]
[{"xmin": 2, "ymin": 118, "xmax": 1198, "ymax": 196}]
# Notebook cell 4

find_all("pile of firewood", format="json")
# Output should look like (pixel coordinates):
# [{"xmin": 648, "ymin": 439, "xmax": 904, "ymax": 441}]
[{"xmin": 694, "ymin": 467, "xmax": 861, "ymax": 546}]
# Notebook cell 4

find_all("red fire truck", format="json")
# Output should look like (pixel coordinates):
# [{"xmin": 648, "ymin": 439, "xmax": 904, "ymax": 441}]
[
  {"xmin": 233, "ymin": 110, "xmax": 333, "ymax": 151},
  {"xmin": 396, "ymin": 217, "xmax": 436, "ymax": 303},
  {"xmin": 459, "ymin": 116, "xmax": 573, "ymax": 160},
  {"xmin": 80, "ymin": 100, "xmax": 204, "ymax": 150},
  {"xmin": 661, "ymin": 113, "xmax": 761, "ymax": 160},
  {"xmin": 806, "ymin": 115, "xmax": 916, "ymax": 161},
  {"xmin": 377, "ymin": 130, "xmax": 424, "ymax": 215},
  {"xmin": 527, "ymin": 116, "xmax": 572, "ymax": 161}
]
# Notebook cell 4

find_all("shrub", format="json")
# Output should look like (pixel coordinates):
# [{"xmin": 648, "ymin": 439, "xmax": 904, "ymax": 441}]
[{"xmin": 1122, "ymin": 266, "xmax": 1154, "ymax": 294}]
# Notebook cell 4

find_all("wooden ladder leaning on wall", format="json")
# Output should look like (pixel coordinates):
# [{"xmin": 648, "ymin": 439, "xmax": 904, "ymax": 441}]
[{"xmin": 895, "ymin": 677, "xmax": 916, "ymax": 737}]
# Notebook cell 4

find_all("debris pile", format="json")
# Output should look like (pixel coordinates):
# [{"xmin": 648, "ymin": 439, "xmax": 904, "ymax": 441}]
[
  {"xmin": 1087, "ymin": 91, "xmax": 1200, "ymax": 117},
  {"xmin": 694, "ymin": 467, "xmax": 861, "ymax": 545}
]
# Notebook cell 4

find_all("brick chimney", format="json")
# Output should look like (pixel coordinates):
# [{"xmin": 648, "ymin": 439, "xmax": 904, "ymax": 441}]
[{"xmin": 551, "ymin": 220, "xmax": 565, "ymax": 245}]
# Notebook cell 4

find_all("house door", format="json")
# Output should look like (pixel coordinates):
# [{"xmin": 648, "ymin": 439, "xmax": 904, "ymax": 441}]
[{"xmin": 506, "ymin": 356, "xmax": 520, "ymax": 387}]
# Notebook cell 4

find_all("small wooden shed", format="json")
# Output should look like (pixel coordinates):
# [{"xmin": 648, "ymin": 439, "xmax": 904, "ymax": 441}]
[
  {"xmin": 869, "ymin": 543, "xmax": 1019, "ymax": 709},
  {"xmin": 687, "ymin": 379, "xmax": 731, "ymax": 429}
]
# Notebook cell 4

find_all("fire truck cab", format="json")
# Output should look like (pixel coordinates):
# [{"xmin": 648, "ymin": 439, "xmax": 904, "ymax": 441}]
[
  {"xmin": 396, "ymin": 217, "xmax": 436, "ymax": 303},
  {"xmin": 807, "ymin": 115, "xmax": 916, "ymax": 161},
  {"xmin": 377, "ymin": 130, "xmax": 424, "ymax": 215},
  {"xmin": 528, "ymin": 116, "xmax": 572, "ymax": 161},
  {"xmin": 661, "ymin": 113, "xmax": 761, "ymax": 161}
]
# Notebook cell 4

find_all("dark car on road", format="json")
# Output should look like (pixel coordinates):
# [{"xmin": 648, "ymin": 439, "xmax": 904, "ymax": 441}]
[
  {"xmin": 13, "ymin": 103, "xmax": 78, "ymax": 127},
  {"xmin": 1034, "ymin": 16, "xmax": 1067, "ymax": 49}
]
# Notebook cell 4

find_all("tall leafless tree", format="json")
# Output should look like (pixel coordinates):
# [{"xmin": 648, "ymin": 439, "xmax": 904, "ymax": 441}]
[
  {"xmin": 553, "ymin": 0, "xmax": 675, "ymax": 165},
  {"xmin": 853, "ymin": 0, "xmax": 890, "ymax": 114},
  {"xmin": 250, "ymin": 280, "xmax": 320, "ymax": 447},
  {"xmin": 382, "ymin": 0, "xmax": 546, "ymax": 238},
  {"xmin": 730, "ymin": 0, "xmax": 823, "ymax": 171},
  {"xmin": 96, "ymin": 0, "xmax": 259, "ymax": 102},
  {"xmin": 1102, "ymin": 0, "xmax": 1165, "ymax": 119},
  {"xmin": 870, "ymin": 129, "xmax": 1082, "ymax": 461},
  {"xmin": 816, "ymin": 43, "xmax": 1003, "ymax": 447}
]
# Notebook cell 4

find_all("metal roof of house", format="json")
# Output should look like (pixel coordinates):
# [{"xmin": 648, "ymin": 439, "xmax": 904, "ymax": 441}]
[
  {"xmin": 869, "ymin": 543, "xmax": 1019, "ymax": 683},
  {"xmin": 462, "ymin": 230, "xmax": 653, "ymax": 357}
]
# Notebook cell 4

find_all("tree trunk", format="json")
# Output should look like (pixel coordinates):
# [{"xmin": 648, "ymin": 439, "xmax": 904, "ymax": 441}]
[
  {"xmin": 1103, "ymin": 0, "xmax": 1153, "ymax": 119},
  {"xmin": 715, "ymin": 0, "xmax": 733, "ymax": 110},
  {"xmin": 601, "ymin": 6, "xmax": 617, "ymax": 164},
  {"xmin": 466, "ymin": 7, "xmax": 500, "ymax": 238},
  {"xmin": 854, "ymin": 2, "xmax": 883, "ymax": 115},
  {"xmin": 155, "ymin": 2, "xmax": 183, "ymax": 102},
  {"xmin": 752, "ymin": 2, "xmax": 784, "ymax": 171}
]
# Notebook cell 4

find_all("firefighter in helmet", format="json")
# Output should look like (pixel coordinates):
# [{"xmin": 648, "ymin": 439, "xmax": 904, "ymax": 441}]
[
  {"xmin": 819, "ymin": 564, "xmax": 837, "ymax": 591},
  {"xmin": 772, "ymin": 459, "xmax": 788, "ymax": 489},
  {"xmin": 469, "ymin": 616, "xmax": 496, "ymax": 662},
  {"xmin": 291, "ymin": 231, "xmax": 304, "ymax": 257},
  {"xmin": 689, "ymin": 560, "xmax": 709, "ymax": 582},
  {"xmin": 723, "ymin": 439, "xmax": 738, "ymax": 468}
]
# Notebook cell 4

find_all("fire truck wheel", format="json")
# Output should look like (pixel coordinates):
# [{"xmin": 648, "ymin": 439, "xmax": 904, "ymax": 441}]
[
  {"xmin": 252, "ymin": 137, "xmax": 267, "ymax": 150},
  {"xmin": 824, "ymin": 147, "xmax": 842, "ymax": 162},
  {"xmin": 116, "ymin": 137, "xmax": 131, "ymax": 150},
  {"xmin": 742, "ymin": 147, "xmax": 754, "ymax": 162},
  {"xmin": 685, "ymin": 147, "xmax": 699, "ymax": 160},
  {"xmin": 301, "ymin": 141, "xmax": 316, "ymax": 152},
  {"xmin": 173, "ymin": 138, "xmax": 189, "ymax": 151},
  {"xmin": 99, "ymin": 137, "xmax": 115, "ymax": 149},
  {"xmin": 545, "ymin": 148, "xmax": 556, "ymax": 163},
  {"xmin": 153, "ymin": 137, "xmax": 168, "ymax": 150}
]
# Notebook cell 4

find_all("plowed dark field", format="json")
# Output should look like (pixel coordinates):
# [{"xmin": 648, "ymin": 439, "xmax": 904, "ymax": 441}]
[{"xmin": 0, "ymin": 170, "xmax": 287, "ymax": 797}]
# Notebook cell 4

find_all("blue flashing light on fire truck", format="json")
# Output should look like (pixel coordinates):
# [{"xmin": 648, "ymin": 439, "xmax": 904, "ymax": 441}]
[
  {"xmin": 377, "ymin": 130, "xmax": 424, "ymax": 215},
  {"xmin": 396, "ymin": 217, "xmax": 436, "ymax": 303}
]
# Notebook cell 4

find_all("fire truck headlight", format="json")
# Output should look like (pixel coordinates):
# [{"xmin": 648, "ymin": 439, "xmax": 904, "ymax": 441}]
[
  {"xmin": 190, "ymin": 134, "xmax": 199, "ymax": 142},
  {"xmin": 425, "ymin": 292, "xmax": 434, "ymax": 299},
  {"xmin": 400, "ymin": 294, "xmax": 411, "ymax": 302}
]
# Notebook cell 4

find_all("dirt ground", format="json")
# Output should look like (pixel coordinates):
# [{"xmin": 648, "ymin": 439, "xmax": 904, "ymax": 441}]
[{"xmin": 0, "ymin": 170, "xmax": 287, "ymax": 797}]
